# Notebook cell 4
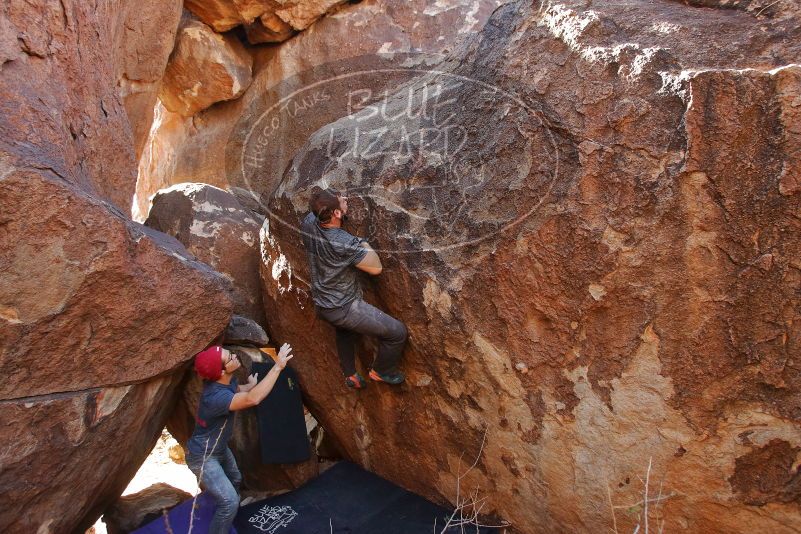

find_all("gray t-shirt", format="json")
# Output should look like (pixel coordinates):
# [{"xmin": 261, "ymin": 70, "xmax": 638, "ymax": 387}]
[{"xmin": 301, "ymin": 212, "xmax": 368, "ymax": 309}]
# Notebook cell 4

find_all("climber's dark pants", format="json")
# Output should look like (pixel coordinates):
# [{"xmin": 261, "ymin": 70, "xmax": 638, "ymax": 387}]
[{"xmin": 317, "ymin": 298, "xmax": 407, "ymax": 376}]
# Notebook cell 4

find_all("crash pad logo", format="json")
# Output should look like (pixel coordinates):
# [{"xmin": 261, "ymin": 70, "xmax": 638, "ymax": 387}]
[
  {"xmin": 227, "ymin": 52, "xmax": 560, "ymax": 256},
  {"xmin": 247, "ymin": 504, "xmax": 298, "ymax": 533},
  {"xmin": 287, "ymin": 377, "xmax": 296, "ymax": 390}
]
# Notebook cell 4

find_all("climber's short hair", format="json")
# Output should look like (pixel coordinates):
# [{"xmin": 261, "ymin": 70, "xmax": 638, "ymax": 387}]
[{"xmin": 309, "ymin": 188, "xmax": 342, "ymax": 224}]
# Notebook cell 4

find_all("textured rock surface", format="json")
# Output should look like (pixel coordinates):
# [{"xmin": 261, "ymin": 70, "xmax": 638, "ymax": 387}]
[
  {"xmin": 0, "ymin": 173, "xmax": 233, "ymax": 400},
  {"xmin": 1, "ymin": 0, "xmax": 133, "ymax": 211},
  {"xmin": 145, "ymin": 183, "xmax": 266, "ymax": 325},
  {"xmin": 273, "ymin": 0, "xmax": 348, "ymax": 30},
  {"xmin": 159, "ymin": 19, "xmax": 253, "ymax": 117},
  {"xmin": 113, "ymin": 0, "xmax": 183, "ymax": 159},
  {"xmin": 677, "ymin": 0, "xmax": 800, "ymax": 20},
  {"xmin": 225, "ymin": 314, "xmax": 271, "ymax": 346},
  {"xmin": 133, "ymin": 0, "xmax": 508, "ymax": 218},
  {"xmin": 167, "ymin": 348, "xmax": 319, "ymax": 493},
  {"xmin": 134, "ymin": 102, "xmax": 196, "ymax": 220},
  {"xmin": 4, "ymin": 1, "xmax": 800, "ymax": 533},
  {"xmin": 1, "ymin": 0, "xmax": 182, "ymax": 212},
  {"xmin": 103, "ymin": 483, "xmax": 192, "ymax": 534},
  {"xmin": 257, "ymin": 1, "xmax": 801, "ymax": 533},
  {"xmin": 244, "ymin": 12, "xmax": 296, "ymax": 44},
  {"xmin": 1, "ymin": 0, "xmax": 181, "ymax": 211},
  {"xmin": 0, "ymin": 374, "xmax": 183, "ymax": 533},
  {"xmin": 0, "ymin": 172, "xmax": 234, "ymax": 533},
  {"xmin": 185, "ymin": 0, "xmax": 268, "ymax": 31},
  {"xmin": 185, "ymin": 0, "xmax": 347, "ymax": 32},
  {"xmin": 0, "ymin": 2, "xmax": 233, "ymax": 532}
]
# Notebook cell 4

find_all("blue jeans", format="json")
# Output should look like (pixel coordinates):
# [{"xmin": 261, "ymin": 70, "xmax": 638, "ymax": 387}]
[{"xmin": 186, "ymin": 447, "xmax": 241, "ymax": 534}]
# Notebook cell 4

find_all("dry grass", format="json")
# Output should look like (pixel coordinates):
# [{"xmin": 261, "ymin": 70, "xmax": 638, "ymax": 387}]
[
  {"xmin": 607, "ymin": 457, "xmax": 678, "ymax": 534},
  {"xmin": 436, "ymin": 428, "xmax": 511, "ymax": 534}
]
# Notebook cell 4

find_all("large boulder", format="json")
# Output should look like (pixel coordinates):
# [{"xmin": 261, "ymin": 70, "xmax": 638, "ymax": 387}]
[
  {"xmin": 0, "ymin": 1, "xmax": 234, "ymax": 532},
  {"xmin": 0, "ymin": 373, "xmax": 186, "ymax": 533},
  {"xmin": 145, "ymin": 183, "xmax": 267, "ymax": 325},
  {"xmin": 257, "ymin": 1, "xmax": 801, "ymax": 533},
  {"xmin": 271, "ymin": 0, "xmax": 348, "ymax": 30},
  {"xmin": 184, "ymin": 0, "xmax": 268, "ymax": 32},
  {"xmin": 159, "ymin": 18, "xmax": 253, "ymax": 117},
  {"xmin": 133, "ymin": 101, "xmax": 195, "ymax": 221},
  {"xmin": 0, "ymin": 170, "xmax": 234, "ymax": 533},
  {"xmin": 1, "ymin": 0, "xmax": 181, "ymax": 213},
  {"xmin": 244, "ymin": 12, "xmax": 296, "ymax": 45},
  {"xmin": 224, "ymin": 314, "xmax": 271, "ymax": 346},
  {"xmin": 113, "ymin": 0, "xmax": 183, "ymax": 160},
  {"xmin": 1, "ymin": 0, "xmax": 133, "ymax": 212},
  {"xmin": 133, "ymin": 0, "xmax": 509, "ymax": 218},
  {"xmin": 0, "ymin": 173, "xmax": 233, "ymax": 399},
  {"xmin": 184, "ymin": 0, "xmax": 348, "ymax": 33}
]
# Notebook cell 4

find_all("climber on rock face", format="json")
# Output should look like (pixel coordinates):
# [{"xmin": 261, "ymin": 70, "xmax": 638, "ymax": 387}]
[
  {"xmin": 301, "ymin": 188, "xmax": 407, "ymax": 389},
  {"xmin": 185, "ymin": 343, "xmax": 293, "ymax": 534}
]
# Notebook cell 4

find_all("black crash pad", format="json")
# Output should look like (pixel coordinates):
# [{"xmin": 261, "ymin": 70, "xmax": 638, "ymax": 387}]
[
  {"xmin": 251, "ymin": 361, "xmax": 310, "ymax": 464},
  {"xmin": 234, "ymin": 461, "xmax": 499, "ymax": 534}
]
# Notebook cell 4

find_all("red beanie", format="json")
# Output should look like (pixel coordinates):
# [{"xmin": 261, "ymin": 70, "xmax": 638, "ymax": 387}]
[{"xmin": 195, "ymin": 346, "xmax": 223, "ymax": 380}]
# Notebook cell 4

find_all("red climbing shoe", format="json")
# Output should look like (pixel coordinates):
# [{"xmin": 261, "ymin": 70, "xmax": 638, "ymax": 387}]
[
  {"xmin": 345, "ymin": 372, "xmax": 366, "ymax": 389},
  {"xmin": 368, "ymin": 369, "xmax": 405, "ymax": 385}
]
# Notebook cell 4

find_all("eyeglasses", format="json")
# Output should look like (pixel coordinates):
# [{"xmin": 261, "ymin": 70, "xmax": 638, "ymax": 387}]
[{"xmin": 222, "ymin": 352, "xmax": 238, "ymax": 369}]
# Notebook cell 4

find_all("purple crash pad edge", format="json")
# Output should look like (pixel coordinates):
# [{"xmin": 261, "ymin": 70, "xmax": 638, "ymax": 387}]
[{"xmin": 132, "ymin": 492, "xmax": 237, "ymax": 534}]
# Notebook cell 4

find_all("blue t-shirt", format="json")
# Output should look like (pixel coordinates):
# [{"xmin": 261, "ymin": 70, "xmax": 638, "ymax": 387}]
[{"xmin": 187, "ymin": 378, "xmax": 238, "ymax": 457}]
